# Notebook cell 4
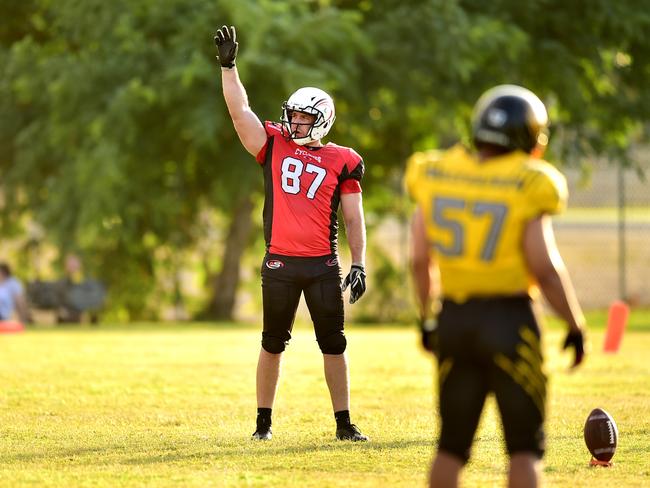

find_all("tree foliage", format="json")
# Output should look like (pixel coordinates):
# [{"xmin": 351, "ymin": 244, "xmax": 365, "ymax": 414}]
[
  {"xmin": 332, "ymin": 0, "xmax": 650, "ymax": 211},
  {"xmin": 1, "ymin": 0, "xmax": 649, "ymax": 319}
]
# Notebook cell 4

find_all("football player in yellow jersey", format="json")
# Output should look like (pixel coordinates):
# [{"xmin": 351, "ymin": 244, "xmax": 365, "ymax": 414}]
[{"xmin": 406, "ymin": 85, "xmax": 587, "ymax": 488}]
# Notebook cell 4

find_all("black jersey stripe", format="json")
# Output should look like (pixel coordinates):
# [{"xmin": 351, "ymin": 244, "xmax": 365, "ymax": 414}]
[
  {"xmin": 329, "ymin": 184, "xmax": 341, "ymax": 254},
  {"xmin": 261, "ymin": 137, "xmax": 276, "ymax": 251}
]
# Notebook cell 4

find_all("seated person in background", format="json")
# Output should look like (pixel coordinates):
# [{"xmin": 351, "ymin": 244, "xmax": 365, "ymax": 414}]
[
  {"xmin": 57, "ymin": 254, "xmax": 84, "ymax": 323},
  {"xmin": 0, "ymin": 262, "xmax": 30, "ymax": 324},
  {"xmin": 57, "ymin": 253, "xmax": 105, "ymax": 324}
]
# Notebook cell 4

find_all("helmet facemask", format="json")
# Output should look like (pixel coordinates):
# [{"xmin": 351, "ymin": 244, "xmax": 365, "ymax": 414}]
[
  {"xmin": 281, "ymin": 87, "xmax": 336, "ymax": 146},
  {"xmin": 281, "ymin": 105, "xmax": 322, "ymax": 145}
]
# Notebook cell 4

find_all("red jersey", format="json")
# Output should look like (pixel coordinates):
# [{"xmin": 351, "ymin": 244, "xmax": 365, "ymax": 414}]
[{"xmin": 255, "ymin": 121, "xmax": 364, "ymax": 256}]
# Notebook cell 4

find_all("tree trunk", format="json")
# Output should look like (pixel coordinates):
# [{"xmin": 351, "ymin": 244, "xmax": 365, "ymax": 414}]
[{"xmin": 208, "ymin": 194, "xmax": 255, "ymax": 320}]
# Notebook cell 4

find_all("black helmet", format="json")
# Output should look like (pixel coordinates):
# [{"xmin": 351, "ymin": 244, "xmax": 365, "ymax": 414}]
[{"xmin": 472, "ymin": 84, "xmax": 549, "ymax": 153}]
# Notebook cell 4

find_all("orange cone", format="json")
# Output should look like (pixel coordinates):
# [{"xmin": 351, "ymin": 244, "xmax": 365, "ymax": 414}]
[
  {"xmin": 603, "ymin": 301, "xmax": 630, "ymax": 353},
  {"xmin": 0, "ymin": 320, "xmax": 25, "ymax": 333}
]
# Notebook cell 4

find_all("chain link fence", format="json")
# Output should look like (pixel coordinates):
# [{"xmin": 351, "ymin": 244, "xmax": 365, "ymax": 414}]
[{"xmin": 555, "ymin": 159, "xmax": 650, "ymax": 309}]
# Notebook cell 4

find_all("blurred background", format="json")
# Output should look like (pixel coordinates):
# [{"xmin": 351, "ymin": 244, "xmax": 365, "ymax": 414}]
[{"xmin": 1, "ymin": 0, "xmax": 649, "ymax": 324}]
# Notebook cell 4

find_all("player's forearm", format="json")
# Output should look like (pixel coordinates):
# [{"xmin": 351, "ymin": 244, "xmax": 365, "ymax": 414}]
[
  {"xmin": 221, "ymin": 67, "xmax": 251, "ymax": 122},
  {"xmin": 524, "ymin": 215, "xmax": 585, "ymax": 332},
  {"xmin": 536, "ymin": 267, "xmax": 585, "ymax": 331},
  {"xmin": 410, "ymin": 259, "xmax": 433, "ymax": 318},
  {"xmin": 341, "ymin": 194, "xmax": 366, "ymax": 265},
  {"xmin": 344, "ymin": 216, "xmax": 366, "ymax": 266},
  {"xmin": 409, "ymin": 208, "xmax": 436, "ymax": 318},
  {"xmin": 220, "ymin": 67, "xmax": 265, "ymax": 155}
]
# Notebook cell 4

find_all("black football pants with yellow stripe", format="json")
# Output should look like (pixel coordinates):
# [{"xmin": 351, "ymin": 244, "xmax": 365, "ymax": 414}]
[{"xmin": 436, "ymin": 295, "xmax": 546, "ymax": 463}]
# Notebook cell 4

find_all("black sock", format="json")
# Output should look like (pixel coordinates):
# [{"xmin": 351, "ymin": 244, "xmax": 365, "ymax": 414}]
[
  {"xmin": 257, "ymin": 408, "xmax": 272, "ymax": 428},
  {"xmin": 334, "ymin": 410, "xmax": 351, "ymax": 427}
]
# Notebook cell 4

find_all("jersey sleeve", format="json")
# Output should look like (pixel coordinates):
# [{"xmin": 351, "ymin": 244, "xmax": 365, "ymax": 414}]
[
  {"xmin": 255, "ymin": 121, "xmax": 283, "ymax": 165},
  {"xmin": 340, "ymin": 148, "xmax": 364, "ymax": 194},
  {"xmin": 523, "ymin": 163, "xmax": 568, "ymax": 218}
]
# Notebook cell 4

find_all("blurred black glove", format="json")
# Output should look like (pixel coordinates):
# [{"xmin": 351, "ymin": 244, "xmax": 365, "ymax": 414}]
[
  {"xmin": 214, "ymin": 25, "xmax": 238, "ymax": 68},
  {"xmin": 420, "ymin": 317, "xmax": 439, "ymax": 356},
  {"xmin": 342, "ymin": 264, "xmax": 366, "ymax": 304},
  {"xmin": 563, "ymin": 328, "xmax": 585, "ymax": 368}
]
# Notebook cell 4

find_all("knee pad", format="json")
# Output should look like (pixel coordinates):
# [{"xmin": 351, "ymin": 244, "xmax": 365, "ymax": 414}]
[
  {"xmin": 317, "ymin": 331, "xmax": 347, "ymax": 354},
  {"xmin": 262, "ymin": 335, "xmax": 287, "ymax": 354}
]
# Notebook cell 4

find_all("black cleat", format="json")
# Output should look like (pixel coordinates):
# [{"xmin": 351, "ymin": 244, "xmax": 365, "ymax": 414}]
[
  {"xmin": 252, "ymin": 425, "xmax": 272, "ymax": 440},
  {"xmin": 336, "ymin": 423, "xmax": 369, "ymax": 442}
]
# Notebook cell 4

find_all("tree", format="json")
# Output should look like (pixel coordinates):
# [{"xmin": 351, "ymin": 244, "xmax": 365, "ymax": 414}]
[
  {"xmin": 2, "ymin": 0, "xmax": 649, "ymax": 320},
  {"xmin": 0, "ymin": 0, "xmax": 367, "ymax": 319},
  {"xmin": 330, "ymin": 0, "xmax": 650, "ymax": 320},
  {"xmin": 339, "ymin": 0, "xmax": 650, "ymax": 180}
]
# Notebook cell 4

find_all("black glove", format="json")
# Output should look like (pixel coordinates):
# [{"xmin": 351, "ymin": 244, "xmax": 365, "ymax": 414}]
[
  {"xmin": 342, "ymin": 264, "xmax": 366, "ymax": 304},
  {"xmin": 420, "ymin": 317, "xmax": 439, "ymax": 356},
  {"xmin": 214, "ymin": 25, "xmax": 238, "ymax": 68},
  {"xmin": 563, "ymin": 328, "xmax": 585, "ymax": 368}
]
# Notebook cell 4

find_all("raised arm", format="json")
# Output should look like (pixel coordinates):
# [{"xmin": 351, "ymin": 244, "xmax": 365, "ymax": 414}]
[{"xmin": 215, "ymin": 26, "xmax": 266, "ymax": 156}]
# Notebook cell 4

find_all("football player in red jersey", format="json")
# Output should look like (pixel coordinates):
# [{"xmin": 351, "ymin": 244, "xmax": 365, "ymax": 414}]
[{"xmin": 215, "ymin": 25, "xmax": 368, "ymax": 442}]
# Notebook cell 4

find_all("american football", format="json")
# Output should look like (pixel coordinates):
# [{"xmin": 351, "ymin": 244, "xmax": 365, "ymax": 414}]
[{"xmin": 584, "ymin": 408, "xmax": 619, "ymax": 462}]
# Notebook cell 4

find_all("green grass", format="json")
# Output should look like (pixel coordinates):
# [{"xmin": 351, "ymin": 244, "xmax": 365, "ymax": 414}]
[{"xmin": 1, "ymin": 311, "xmax": 649, "ymax": 487}]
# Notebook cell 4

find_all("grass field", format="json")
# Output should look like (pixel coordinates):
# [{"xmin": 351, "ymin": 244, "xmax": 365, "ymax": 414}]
[{"xmin": 2, "ymin": 312, "xmax": 649, "ymax": 487}]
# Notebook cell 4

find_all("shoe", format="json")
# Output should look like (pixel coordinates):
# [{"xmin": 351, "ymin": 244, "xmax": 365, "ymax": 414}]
[
  {"xmin": 252, "ymin": 425, "xmax": 272, "ymax": 440},
  {"xmin": 336, "ymin": 423, "xmax": 369, "ymax": 442}
]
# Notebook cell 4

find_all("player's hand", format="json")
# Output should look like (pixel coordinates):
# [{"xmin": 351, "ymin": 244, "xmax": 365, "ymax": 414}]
[
  {"xmin": 563, "ymin": 327, "xmax": 585, "ymax": 368},
  {"xmin": 214, "ymin": 25, "xmax": 238, "ymax": 68},
  {"xmin": 342, "ymin": 264, "xmax": 366, "ymax": 304},
  {"xmin": 420, "ymin": 317, "xmax": 439, "ymax": 357}
]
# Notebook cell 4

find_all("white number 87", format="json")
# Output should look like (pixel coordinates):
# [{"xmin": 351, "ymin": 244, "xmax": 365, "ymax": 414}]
[{"xmin": 281, "ymin": 157, "xmax": 327, "ymax": 199}]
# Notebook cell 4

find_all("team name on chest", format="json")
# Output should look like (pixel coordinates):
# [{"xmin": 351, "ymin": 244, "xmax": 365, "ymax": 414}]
[{"xmin": 294, "ymin": 147, "xmax": 322, "ymax": 164}]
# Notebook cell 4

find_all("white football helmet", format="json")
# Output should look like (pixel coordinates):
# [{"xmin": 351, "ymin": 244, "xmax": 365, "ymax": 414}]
[{"xmin": 281, "ymin": 87, "xmax": 336, "ymax": 145}]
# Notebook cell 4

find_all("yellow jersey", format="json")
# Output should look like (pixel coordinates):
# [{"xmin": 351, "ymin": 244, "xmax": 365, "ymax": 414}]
[{"xmin": 405, "ymin": 144, "xmax": 567, "ymax": 302}]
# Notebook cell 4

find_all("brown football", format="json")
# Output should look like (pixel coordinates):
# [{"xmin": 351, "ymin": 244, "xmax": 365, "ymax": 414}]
[{"xmin": 583, "ymin": 408, "xmax": 618, "ymax": 462}]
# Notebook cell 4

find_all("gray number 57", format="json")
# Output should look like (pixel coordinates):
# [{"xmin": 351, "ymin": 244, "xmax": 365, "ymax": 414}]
[{"xmin": 433, "ymin": 197, "xmax": 508, "ymax": 262}]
